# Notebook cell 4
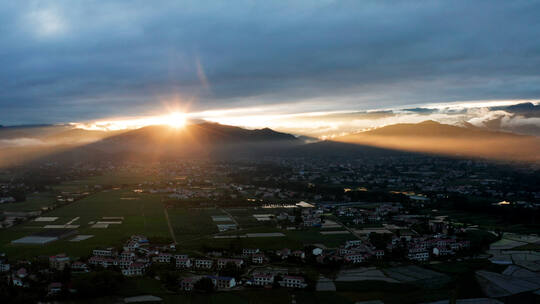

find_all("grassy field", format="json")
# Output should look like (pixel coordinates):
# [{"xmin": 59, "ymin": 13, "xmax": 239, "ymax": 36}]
[
  {"xmin": 1, "ymin": 172, "xmax": 361, "ymax": 259},
  {"xmin": 0, "ymin": 189, "xmax": 170, "ymax": 259},
  {"xmin": 285, "ymin": 229, "xmax": 358, "ymax": 248},
  {"xmin": 0, "ymin": 192, "xmax": 56, "ymax": 212}
]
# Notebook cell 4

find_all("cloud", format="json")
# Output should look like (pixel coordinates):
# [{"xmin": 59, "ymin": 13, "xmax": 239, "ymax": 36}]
[{"xmin": 1, "ymin": 1, "xmax": 540, "ymax": 124}]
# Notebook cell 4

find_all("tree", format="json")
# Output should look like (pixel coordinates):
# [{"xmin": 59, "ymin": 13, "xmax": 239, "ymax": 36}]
[
  {"xmin": 219, "ymin": 262, "xmax": 242, "ymax": 279},
  {"xmin": 194, "ymin": 277, "xmax": 215, "ymax": 293},
  {"xmin": 72, "ymin": 270, "xmax": 124, "ymax": 298}
]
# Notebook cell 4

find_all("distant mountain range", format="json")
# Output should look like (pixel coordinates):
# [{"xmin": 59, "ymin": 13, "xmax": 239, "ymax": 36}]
[
  {"xmin": 0, "ymin": 120, "xmax": 539, "ymax": 167},
  {"xmin": 335, "ymin": 120, "xmax": 540, "ymax": 162},
  {"xmin": 0, "ymin": 122, "xmax": 302, "ymax": 166}
]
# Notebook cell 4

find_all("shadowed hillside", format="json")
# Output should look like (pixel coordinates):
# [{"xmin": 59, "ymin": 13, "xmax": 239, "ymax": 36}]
[{"xmin": 335, "ymin": 121, "xmax": 540, "ymax": 162}]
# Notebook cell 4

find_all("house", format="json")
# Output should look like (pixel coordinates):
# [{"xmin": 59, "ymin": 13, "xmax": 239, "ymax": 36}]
[
  {"xmin": 120, "ymin": 251, "xmax": 136, "ymax": 261},
  {"xmin": 0, "ymin": 261, "xmax": 10, "ymax": 272},
  {"xmin": 276, "ymin": 248, "xmax": 291, "ymax": 259},
  {"xmin": 49, "ymin": 254, "xmax": 70, "ymax": 270},
  {"xmin": 292, "ymin": 250, "xmax": 305, "ymax": 259},
  {"xmin": 312, "ymin": 248, "xmax": 323, "ymax": 256},
  {"xmin": 344, "ymin": 253, "xmax": 365, "ymax": 264},
  {"xmin": 48, "ymin": 282, "xmax": 62, "ymax": 295},
  {"xmin": 432, "ymin": 247, "xmax": 453, "ymax": 256},
  {"xmin": 92, "ymin": 248, "xmax": 116, "ymax": 257},
  {"xmin": 208, "ymin": 276, "xmax": 236, "ymax": 289},
  {"xmin": 253, "ymin": 273, "xmax": 274, "ymax": 286},
  {"xmin": 175, "ymin": 254, "xmax": 189, "ymax": 260},
  {"xmin": 180, "ymin": 277, "xmax": 199, "ymax": 291},
  {"xmin": 71, "ymin": 262, "xmax": 89, "ymax": 272},
  {"xmin": 12, "ymin": 276, "xmax": 24, "ymax": 287},
  {"xmin": 280, "ymin": 275, "xmax": 307, "ymax": 288},
  {"xmin": 176, "ymin": 258, "xmax": 192, "ymax": 268},
  {"xmin": 345, "ymin": 240, "xmax": 362, "ymax": 248},
  {"xmin": 16, "ymin": 267, "xmax": 27, "ymax": 278},
  {"xmin": 89, "ymin": 256, "xmax": 119, "ymax": 268},
  {"xmin": 154, "ymin": 253, "xmax": 173, "ymax": 263},
  {"xmin": 407, "ymin": 247, "xmax": 429, "ymax": 262},
  {"xmin": 217, "ymin": 258, "xmax": 244, "ymax": 269},
  {"xmin": 124, "ymin": 240, "xmax": 141, "ymax": 251},
  {"xmin": 242, "ymin": 248, "xmax": 260, "ymax": 256},
  {"xmin": 194, "ymin": 259, "xmax": 213, "ymax": 269},
  {"xmin": 251, "ymin": 254, "xmax": 265, "ymax": 264},
  {"xmin": 121, "ymin": 262, "xmax": 146, "ymax": 277}
]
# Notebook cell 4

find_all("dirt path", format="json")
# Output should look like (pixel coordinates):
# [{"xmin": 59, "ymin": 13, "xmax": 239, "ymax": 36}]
[{"xmin": 163, "ymin": 207, "xmax": 177, "ymax": 244}]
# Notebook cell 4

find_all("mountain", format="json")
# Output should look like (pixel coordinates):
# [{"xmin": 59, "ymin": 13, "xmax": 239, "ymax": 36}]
[
  {"xmin": 88, "ymin": 122, "xmax": 300, "ymax": 159},
  {"xmin": 1, "ymin": 120, "xmax": 539, "ymax": 167},
  {"xmin": 335, "ymin": 120, "xmax": 540, "ymax": 162},
  {"xmin": 0, "ymin": 122, "xmax": 301, "ymax": 166},
  {"xmin": 0, "ymin": 125, "xmax": 71, "ymax": 140},
  {"xmin": 44, "ymin": 128, "xmax": 124, "ymax": 144}
]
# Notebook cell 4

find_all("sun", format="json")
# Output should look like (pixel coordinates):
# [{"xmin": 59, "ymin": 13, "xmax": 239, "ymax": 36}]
[{"xmin": 165, "ymin": 112, "xmax": 187, "ymax": 128}]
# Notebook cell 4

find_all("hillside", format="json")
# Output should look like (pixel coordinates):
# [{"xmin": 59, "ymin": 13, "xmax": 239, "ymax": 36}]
[{"xmin": 335, "ymin": 121, "xmax": 540, "ymax": 162}]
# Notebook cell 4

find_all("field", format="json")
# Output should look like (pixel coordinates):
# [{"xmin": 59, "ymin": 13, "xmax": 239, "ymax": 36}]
[
  {"xmin": 167, "ymin": 206, "xmax": 358, "ymax": 252},
  {"xmin": 0, "ymin": 173, "xmax": 361, "ymax": 259},
  {"xmin": 0, "ymin": 188, "xmax": 170, "ymax": 259},
  {"xmin": 0, "ymin": 192, "xmax": 56, "ymax": 212}
]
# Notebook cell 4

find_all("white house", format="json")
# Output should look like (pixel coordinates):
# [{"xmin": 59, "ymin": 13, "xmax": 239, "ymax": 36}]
[
  {"xmin": 176, "ymin": 258, "xmax": 192, "ymax": 268},
  {"xmin": 312, "ymin": 248, "xmax": 323, "ymax": 256},
  {"xmin": 253, "ymin": 274, "xmax": 274, "ymax": 286},
  {"xmin": 121, "ymin": 262, "xmax": 146, "ymax": 277},
  {"xmin": 195, "ymin": 259, "xmax": 213, "ymax": 269},
  {"xmin": 280, "ymin": 276, "xmax": 307, "ymax": 288}
]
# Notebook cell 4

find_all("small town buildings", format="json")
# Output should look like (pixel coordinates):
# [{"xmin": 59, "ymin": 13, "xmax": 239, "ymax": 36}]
[
  {"xmin": 292, "ymin": 250, "xmax": 305, "ymax": 259},
  {"xmin": 92, "ymin": 248, "xmax": 117, "ymax": 257},
  {"xmin": 242, "ymin": 248, "xmax": 260, "ymax": 256},
  {"xmin": 176, "ymin": 258, "xmax": 192, "ymax": 268},
  {"xmin": 217, "ymin": 258, "xmax": 244, "ymax": 269},
  {"xmin": 121, "ymin": 262, "xmax": 146, "ymax": 277},
  {"xmin": 208, "ymin": 276, "xmax": 236, "ymax": 289},
  {"xmin": 154, "ymin": 253, "xmax": 173, "ymax": 263},
  {"xmin": 16, "ymin": 267, "xmax": 27, "ymax": 278},
  {"xmin": 49, "ymin": 254, "xmax": 70, "ymax": 270},
  {"xmin": 344, "ymin": 253, "xmax": 365, "ymax": 264},
  {"xmin": 12, "ymin": 276, "xmax": 24, "ymax": 287},
  {"xmin": 280, "ymin": 275, "xmax": 307, "ymax": 288},
  {"xmin": 194, "ymin": 259, "xmax": 213, "ymax": 269},
  {"xmin": 48, "ymin": 282, "xmax": 62, "ymax": 295},
  {"xmin": 408, "ymin": 247, "xmax": 429, "ymax": 261},
  {"xmin": 180, "ymin": 277, "xmax": 198, "ymax": 291},
  {"xmin": 253, "ymin": 273, "xmax": 274, "ymax": 286},
  {"xmin": 0, "ymin": 260, "xmax": 10, "ymax": 272},
  {"xmin": 276, "ymin": 248, "xmax": 291, "ymax": 259},
  {"xmin": 312, "ymin": 248, "xmax": 323, "ymax": 256},
  {"xmin": 251, "ymin": 254, "xmax": 265, "ymax": 264},
  {"xmin": 71, "ymin": 261, "xmax": 89, "ymax": 272}
]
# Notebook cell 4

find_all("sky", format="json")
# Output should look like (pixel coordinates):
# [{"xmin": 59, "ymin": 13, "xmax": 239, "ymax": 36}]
[{"xmin": 1, "ymin": 0, "xmax": 540, "ymax": 136}]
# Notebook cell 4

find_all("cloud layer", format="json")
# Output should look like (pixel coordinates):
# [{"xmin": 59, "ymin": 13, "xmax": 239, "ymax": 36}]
[{"xmin": 1, "ymin": 1, "xmax": 540, "ymax": 124}]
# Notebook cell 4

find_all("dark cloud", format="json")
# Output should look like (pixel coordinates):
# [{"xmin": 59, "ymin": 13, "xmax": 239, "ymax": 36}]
[
  {"xmin": 1, "ymin": 0, "xmax": 540, "ymax": 124},
  {"xmin": 491, "ymin": 102, "xmax": 540, "ymax": 117}
]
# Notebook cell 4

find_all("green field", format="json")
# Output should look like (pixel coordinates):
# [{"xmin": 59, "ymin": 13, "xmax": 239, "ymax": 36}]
[
  {"xmin": 0, "ymin": 192, "xmax": 56, "ymax": 212},
  {"xmin": 0, "ymin": 173, "xmax": 361, "ymax": 259},
  {"xmin": 0, "ymin": 188, "xmax": 170, "ymax": 259}
]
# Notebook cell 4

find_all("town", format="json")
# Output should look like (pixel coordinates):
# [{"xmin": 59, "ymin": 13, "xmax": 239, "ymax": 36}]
[{"xmin": 0, "ymin": 157, "xmax": 538, "ymax": 303}]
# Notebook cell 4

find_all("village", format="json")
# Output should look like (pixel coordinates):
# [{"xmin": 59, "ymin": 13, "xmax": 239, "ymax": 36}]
[
  {"xmin": 0, "ymin": 199, "xmax": 494, "ymax": 299},
  {"xmin": 0, "ymin": 159, "xmax": 538, "ymax": 303}
]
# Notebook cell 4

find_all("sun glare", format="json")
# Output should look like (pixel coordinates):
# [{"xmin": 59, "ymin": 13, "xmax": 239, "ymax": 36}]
[{"xmin": 164, "ymin": 112, "xmax": 187, "ymax": 128}]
